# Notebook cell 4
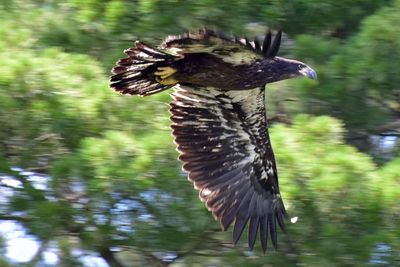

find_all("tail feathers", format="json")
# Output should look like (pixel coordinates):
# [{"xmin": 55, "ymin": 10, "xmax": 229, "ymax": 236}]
[{"xmin": 110, "ymin": 41, "xmax": 177, "ymax": 96}]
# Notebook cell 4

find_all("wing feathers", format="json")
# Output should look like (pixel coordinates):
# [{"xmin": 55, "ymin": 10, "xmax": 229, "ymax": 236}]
[
  {"xmin": 233, "ymin": 214, "xmax": 251, "ymax": 244},
  {"xmin": 262, "ymin": 31, "xmax": 272, "ymax": 56},
  {"xmin": 170, "ymin": 85, "xmax": 287, "ymax": 250},
  {"xmin": 266, "ymin": 30, "xmax": 282, "ymax": 58},
  {"xmin": 196, "ymin": 167, "xmax": 242, "ymax": 187},
  {"xmin": 269, "ymin": 213, "xmax": 278, "ymax": 249},
  {"xmin": 276, "ymin": 203, "xmax": 288, "ymax": 234},
  {"xmin": 110, "ymin": 42, "xmax": 176, "ymax": 96},
  {"xmin": 248, "ymin": 217, "xmax": 260, "ymax": 250},
  {"xmin": 161, "ymin": 29, "xmax": 282, "ymax": 60},
  {"xmin": 216, "ymin": 182, "xmax": 251, "ymax": 218},
  {"xmin": 254, "ymin": 37, "xmax": 261, "ymax": 52},
  {"xmin": 259, "ymin": 215, "xmax": 269, "ymax": 252}
]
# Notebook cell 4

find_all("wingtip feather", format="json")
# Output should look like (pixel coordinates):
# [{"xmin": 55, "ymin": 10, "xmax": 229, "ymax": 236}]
[
  {"xmin": 248, "ymin": 217, "xmax": 259, "ymax": 250},
  {"xmin": 260, "ymin": 215, "xmax": 268, "ymax": 253},
  {"xmin": 233, "ymin": 216, "xmax": 250, "ymax": 244},
  {"xmin": 267, "ymin": 30, "xmax": 282, "ymax": 58},
  {"xmin": 269, "ymin": 213, "xmax": 278, "ymax": 249}
]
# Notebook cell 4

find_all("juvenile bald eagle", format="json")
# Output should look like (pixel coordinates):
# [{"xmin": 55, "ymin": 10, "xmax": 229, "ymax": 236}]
[{"xmin": 110, "ymin": 29, "xmax": 316, "ymax": 252}]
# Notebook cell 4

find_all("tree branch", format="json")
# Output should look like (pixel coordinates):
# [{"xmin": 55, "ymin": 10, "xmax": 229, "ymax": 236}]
[
  {"xmin": 99, "ymin": 247, "xmax": 125, "ymax": 267},
  {"xmin": 131, "ymin": 247, "xmax": 169, "ymax": 267},
  {"xmin": 0, "ymin": 214, "xmax": 30, "ymax": 222}
]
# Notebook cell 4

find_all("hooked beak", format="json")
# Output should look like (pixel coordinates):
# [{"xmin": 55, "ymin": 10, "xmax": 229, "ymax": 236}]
[{"xmin": 299, "ymin": 66, "xmax": 317, "ymax": 80}]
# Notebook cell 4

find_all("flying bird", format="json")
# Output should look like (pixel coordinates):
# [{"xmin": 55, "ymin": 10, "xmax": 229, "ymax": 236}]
[{"xmin": 109, "ymin": 29, "xmax": 316, "ymax": 252}]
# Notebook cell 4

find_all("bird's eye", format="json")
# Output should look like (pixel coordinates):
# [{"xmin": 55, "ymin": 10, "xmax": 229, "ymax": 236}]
[{"xmin": 298, "ymin": 64, "xmax": 303, "ymax": 69}]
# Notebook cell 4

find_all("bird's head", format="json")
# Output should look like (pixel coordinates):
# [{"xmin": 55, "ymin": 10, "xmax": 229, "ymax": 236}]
[
  {"xmin": 259, "ymin": 56, "xmax": 317, "ymax": 84},
  {"xmin": 242, "ymin": 30, "xmax": 316, "ymax": 85}
]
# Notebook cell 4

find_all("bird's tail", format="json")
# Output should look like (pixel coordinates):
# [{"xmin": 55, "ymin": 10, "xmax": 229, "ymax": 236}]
[{"xmin": 110, "ymin": 41, "xmax": 178, "ymax": 96}]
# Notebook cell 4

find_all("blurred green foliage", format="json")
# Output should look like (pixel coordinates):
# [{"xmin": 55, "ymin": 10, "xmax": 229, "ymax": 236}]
[{"xmin": 0, "ymin": 0, "xmax": 399, "ymax": 266}]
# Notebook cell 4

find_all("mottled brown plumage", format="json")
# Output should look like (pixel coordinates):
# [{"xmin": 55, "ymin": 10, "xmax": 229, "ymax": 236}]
[
  {"xmin": 109, "ymin": 29, "xmax": 316, "ymax": 252},
  {"xmin": 169, "ymin": 52, "xmax": 313, "ymax": 90}
]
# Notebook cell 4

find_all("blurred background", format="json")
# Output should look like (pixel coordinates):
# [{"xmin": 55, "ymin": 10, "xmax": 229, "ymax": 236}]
[{"xmin": 0, "ymin": 0, "xmax": 399, "ymax": 266}]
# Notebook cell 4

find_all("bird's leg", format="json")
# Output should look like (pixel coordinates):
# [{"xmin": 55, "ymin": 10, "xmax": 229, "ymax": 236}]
[{"xmin": 154, "ymin": 66, "xmax": 178, "ymax": 85}]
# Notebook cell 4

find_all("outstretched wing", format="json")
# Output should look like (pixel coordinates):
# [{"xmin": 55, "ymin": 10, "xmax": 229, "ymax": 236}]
[
  {"xmin": 170, "ymin": 85, "xmax": 287, "ymax": 251},
  {"xmin": 160, "ymin": 29, "xmax": 282, "ymax": 65}
]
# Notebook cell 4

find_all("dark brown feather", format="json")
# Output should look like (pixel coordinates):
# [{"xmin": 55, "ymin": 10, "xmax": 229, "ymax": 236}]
[
  {"xmin": 262, "ymin": 31, "xmax": 272, "ymax": 56},
  {"xmin": 260, "ymin": 215, "xmax": 269, "ymax": 252},
  {"xmin": 267, "ymin": 30, "xmax": 282, "ymax": 58},
  {"xmin": 248, "ymin": 217, "xmax": 260, "ymax": 250},
  {"xmin": 254, "ymin": 37, "xmax": 261, "ymax": 51},
  {"xmin": 269, "ymin": 213, "xmax": 278, "ymax": 249}
]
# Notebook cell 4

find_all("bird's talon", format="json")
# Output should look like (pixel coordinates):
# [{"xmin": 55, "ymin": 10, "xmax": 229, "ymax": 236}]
[
  {"xmin": 155, "ymin": 66, "xmax": 178, "ymax": 85},
  {"xmin": 155, "ymin": 76, "xmax": 178, "ymax": 85},
  {"xmin": 155, "ymin": 67, "xmax": 177, "ymax": 77}
]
